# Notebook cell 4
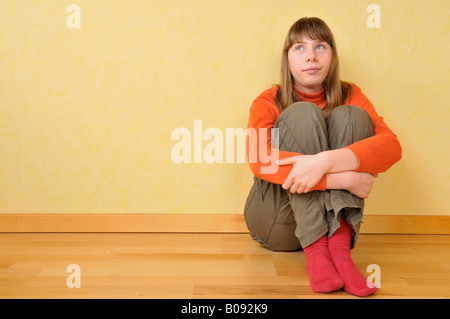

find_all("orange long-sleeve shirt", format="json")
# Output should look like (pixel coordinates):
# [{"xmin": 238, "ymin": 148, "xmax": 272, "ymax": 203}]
[{"xmin": 246, "ymin": 84, "xmax": 402, "ymax": 191}]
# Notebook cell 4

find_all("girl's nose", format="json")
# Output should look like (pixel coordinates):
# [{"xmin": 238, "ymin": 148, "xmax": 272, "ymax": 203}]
[{"xmin": 306, "ymin": 50, "xmax": 318, "ymax": 62}]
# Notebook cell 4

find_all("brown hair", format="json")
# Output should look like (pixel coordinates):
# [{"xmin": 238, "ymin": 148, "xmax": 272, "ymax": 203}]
[{"xmin": 275, "ymin": 17, "xmax": 351, "ymax": 115}]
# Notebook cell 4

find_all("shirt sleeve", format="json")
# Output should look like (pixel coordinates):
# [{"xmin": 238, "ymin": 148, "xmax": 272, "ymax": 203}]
[{"xmin": 345, "ymin": 85, "xmax": 402, "ymax": 174}]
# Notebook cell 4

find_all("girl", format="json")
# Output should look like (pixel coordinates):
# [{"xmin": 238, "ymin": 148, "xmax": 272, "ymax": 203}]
[{"xmin": 244, "ymin": 17, "xmax": 402, "ymax": 297}]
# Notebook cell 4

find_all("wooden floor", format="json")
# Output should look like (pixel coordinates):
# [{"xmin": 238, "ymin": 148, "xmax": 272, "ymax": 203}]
[{"xmin": 1, "ymin": 233, "xmax": 449, "ymax": 299}]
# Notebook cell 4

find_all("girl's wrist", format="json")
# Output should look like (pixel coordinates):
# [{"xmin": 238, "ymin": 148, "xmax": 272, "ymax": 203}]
[{"xmin": 316, "ymin": 151, "xmax": 334, "ymax": 174}]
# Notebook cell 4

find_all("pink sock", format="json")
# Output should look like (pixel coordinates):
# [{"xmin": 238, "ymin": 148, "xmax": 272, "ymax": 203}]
[
  {"xmin": 328, "ymin": 217, "xmax": 378, "ymax": 297},
  {"xmin": 303, "ymin": 234, "xmax": 343, "ymax": 293}
]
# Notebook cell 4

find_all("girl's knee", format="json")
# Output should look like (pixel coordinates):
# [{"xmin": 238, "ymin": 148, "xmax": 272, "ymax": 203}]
[
  {"xmin": 279, "ymin": 102, "xmax": 322, "ymax": 121},
  {"xmin": 274, "ymin": 102, "xmax": 328, "ymax": 154},
  {"xmin": 328, "ymin": 105, "xmax": 372, "ymax": 126},
  {"xmin": 327, "ymin": 105, "xmax": 375, "ymax": 147},
  {"xmin": 276, "ymin": 102, "xmax": 325, "ymax": 131}
]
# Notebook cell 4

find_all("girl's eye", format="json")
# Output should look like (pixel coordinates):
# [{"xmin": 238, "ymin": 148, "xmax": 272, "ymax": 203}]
[
  {"xmin": 316, "ymin": 44, "xmax": 325, "ymax": 50},
  {"xmin": 296, "ymin": 45, "xmax": 304, "ymax": 51}
]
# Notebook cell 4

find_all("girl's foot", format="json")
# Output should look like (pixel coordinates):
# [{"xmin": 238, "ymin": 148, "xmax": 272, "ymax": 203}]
[
  {"xmin": 304, "ymin": 234, "xmax": 344, "ymax": 293},
  {"xmin": 328, "ymin": 217, "xmax": 378, "ymax": 297}
]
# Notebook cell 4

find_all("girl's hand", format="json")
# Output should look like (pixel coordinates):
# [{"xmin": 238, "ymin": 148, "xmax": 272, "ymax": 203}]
[
  {"xmin": 276, "ymin": 154, "xmax": 329, "ymax": 194},
  {"xmin": 344, "ymin": 171, "xmax": 378, "ymax": 199},
  {"xmin": 327, "ymin": 171, "xmax": 378, "ymax": 199}
]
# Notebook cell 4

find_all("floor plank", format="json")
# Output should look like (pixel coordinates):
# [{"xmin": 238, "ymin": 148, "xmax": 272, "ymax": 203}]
[{"xmin": 0, "ymin": 233, "xmax": 449, "ymax": 299}]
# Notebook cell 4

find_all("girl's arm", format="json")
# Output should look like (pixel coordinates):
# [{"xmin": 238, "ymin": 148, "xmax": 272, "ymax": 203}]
[
  {"xmin": 276, "ymin": 148, "xmax": 358, "ymax": 194},
  {"xmin": 276, "ymin": 150, "xmax": 376, "ymax": 198},
  {"xmin": 326, "ymin": 171, "xmax": 377, "ymax": 199}
]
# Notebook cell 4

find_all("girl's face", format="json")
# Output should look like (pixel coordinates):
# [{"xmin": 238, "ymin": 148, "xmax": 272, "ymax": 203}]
[{"xmin": 287, "ymin": 37, "xmax": 332, "ymax": 93}]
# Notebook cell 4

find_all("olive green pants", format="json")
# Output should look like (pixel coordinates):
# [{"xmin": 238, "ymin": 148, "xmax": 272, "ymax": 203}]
[{"xmin": 244, "ymin": 102, "xmax": 374, "ymax": 251}]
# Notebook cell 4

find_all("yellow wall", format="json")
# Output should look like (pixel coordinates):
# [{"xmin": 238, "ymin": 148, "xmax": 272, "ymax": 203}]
[{"xmin": 1, "ymin": 0, "xmax": 449, "ymax": 215}]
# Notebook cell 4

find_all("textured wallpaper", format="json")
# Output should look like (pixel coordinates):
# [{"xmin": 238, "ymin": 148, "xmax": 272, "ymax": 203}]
[{"xmin": 0, "ymin": 0, "xmax": 449, "ymax": 215}]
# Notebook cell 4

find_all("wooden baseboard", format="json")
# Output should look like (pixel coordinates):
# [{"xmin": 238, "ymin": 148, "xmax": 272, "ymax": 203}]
[
  {"xmin": 0, "ymin": 214, "xmax": 248, "ymax": 233},
  {"xmin": 0, "ymin": 213, "xmax": 449, "ymax": 234}
]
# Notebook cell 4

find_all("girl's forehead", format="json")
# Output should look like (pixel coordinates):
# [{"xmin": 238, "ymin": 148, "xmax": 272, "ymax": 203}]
[
  {"xmin": 290, "ymin": 35, "xmax": 326, "ymax": 47},
  {"xmin": 293, "ymin": 37, "xmax": 325, "ymax": 43},
  {"xmin": 290, "ymin": 32, "xmax": 332, "ymax": 48}
]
